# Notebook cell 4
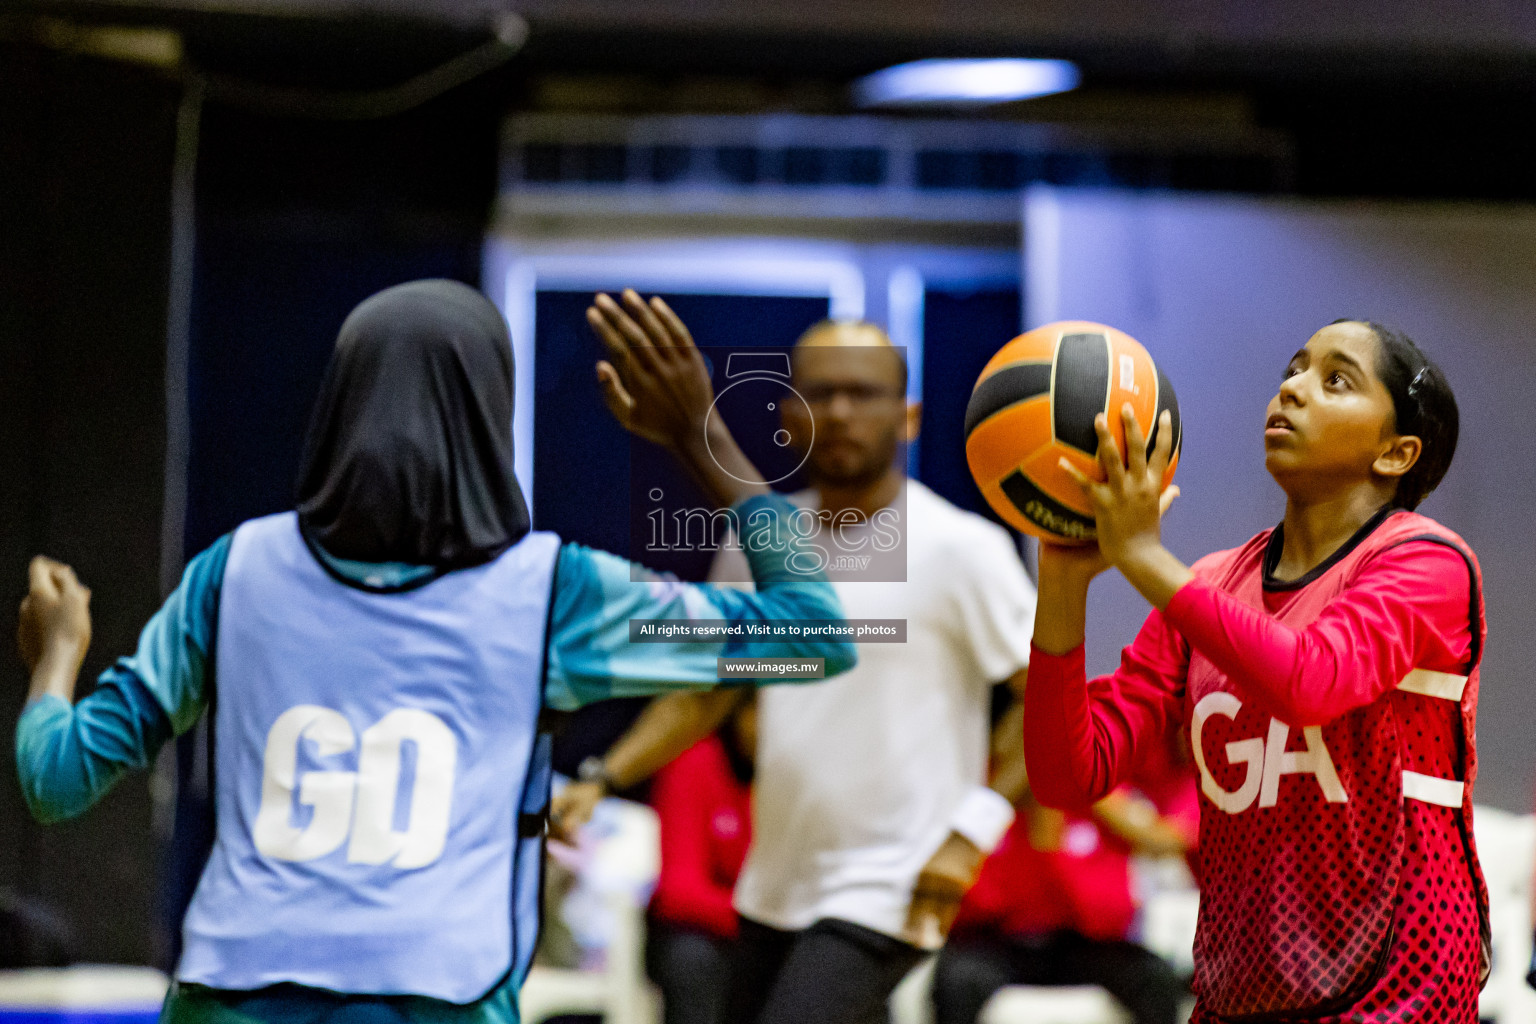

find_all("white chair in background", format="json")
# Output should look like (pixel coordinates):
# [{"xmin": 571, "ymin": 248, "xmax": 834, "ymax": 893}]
[
  {"xmin": 1139, "ymin": 888, "xmax": 1199, "ymax": 979},
  {"xmin": 519, "ymin": 797, "xmax": 662, "ymax": 1024},
  {"xmin": 1134, "ymin": 854, "xmax": 1199, "ymax": 977},
  {"xmin": 1474, "ymin": 805, "xmax": 1536, "ymax": 1024},
  {"xmin": 887, "ymin": 955, "xmax": 1132, "ymax": 1024},
  {"xmin": 978, "ymin": 985, "xmax": 1131, "ymax": 1024}
]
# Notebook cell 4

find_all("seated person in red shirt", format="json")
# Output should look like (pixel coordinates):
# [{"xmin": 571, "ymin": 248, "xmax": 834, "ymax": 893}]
[
  {"xmin": 645, "ymin": 700, "xmax": 756, "ymax": 1024},
  {"xmin": 932, "ymin": 734, "xmax": 1197, "ymax": 1024}
]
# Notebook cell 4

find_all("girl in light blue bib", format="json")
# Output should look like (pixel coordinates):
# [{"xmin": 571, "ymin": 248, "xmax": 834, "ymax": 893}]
[{"xmin": 16, "ymin": 282, "xmax": 853, "ymax": 1024}]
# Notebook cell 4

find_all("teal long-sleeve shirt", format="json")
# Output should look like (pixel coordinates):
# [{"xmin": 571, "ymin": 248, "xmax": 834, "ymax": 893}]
[
  {"xmin": 14, "ymin": 494, "xmax": 853, "ymax": 1024},
  {"xmin": 16, "ymin": 493, "xmax": 854, "ymax": 826}
]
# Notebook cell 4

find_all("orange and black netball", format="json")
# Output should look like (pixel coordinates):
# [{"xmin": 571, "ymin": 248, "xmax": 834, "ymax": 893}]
[{"xmin": 964, "ymin": 320, "xmax": 1181, "ymax": 543}]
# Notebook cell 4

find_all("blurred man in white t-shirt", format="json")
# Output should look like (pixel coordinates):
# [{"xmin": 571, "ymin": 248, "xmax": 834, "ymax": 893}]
[{"xmin": 552, "ymin": 314, "xmax": 1036, "ymax": 1024}]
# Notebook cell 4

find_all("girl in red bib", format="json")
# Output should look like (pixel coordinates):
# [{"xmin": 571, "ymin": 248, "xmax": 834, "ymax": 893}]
[{"xmin": 1024, "ymin": 320, "xmax": 1486, "ymax": 1022}]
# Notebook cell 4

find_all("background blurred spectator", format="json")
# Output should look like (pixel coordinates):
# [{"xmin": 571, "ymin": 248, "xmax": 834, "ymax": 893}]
[
  {"xmin": 645, "ymin": 701, "xmax": 756, "ymax": 1024},
  {"xmin": 931, "ymin": 740, "xmax": 1197, "ymax": 1024}
]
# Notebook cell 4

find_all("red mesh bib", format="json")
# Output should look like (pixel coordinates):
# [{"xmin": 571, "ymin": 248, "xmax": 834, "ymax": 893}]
[{"xmin": 1184, "ymin": 513, "xmax": 1487, "ymax": 1022}]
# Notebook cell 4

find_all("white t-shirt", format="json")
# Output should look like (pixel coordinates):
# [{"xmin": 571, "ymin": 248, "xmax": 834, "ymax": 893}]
[{"xmin": 712, "ymin": 479, "xmax": 1037, "ymax": 938}]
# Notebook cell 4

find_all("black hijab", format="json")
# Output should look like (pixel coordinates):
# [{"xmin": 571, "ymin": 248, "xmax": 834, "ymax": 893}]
[{"xmin": 296, "ymin": 279, "xmax": 531, "ymax": 570}]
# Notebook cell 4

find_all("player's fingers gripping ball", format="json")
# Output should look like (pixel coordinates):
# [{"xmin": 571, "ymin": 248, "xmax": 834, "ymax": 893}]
[{"xmin": 964, "ymin": 321, "xmax": 1182, "ymax": 544}]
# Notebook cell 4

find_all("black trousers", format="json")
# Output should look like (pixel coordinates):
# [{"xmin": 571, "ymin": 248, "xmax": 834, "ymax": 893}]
[
  {"xmin": 645, "ymin": 920, "xmax": 735, "ymax": 1024},
  {"xmin": 725, "ymin": 916, "xmax": 929, "ymax": 1024},
  {"xmin": 931, "ymin": 930, "xmax": 1184, "ymax": 1024}
]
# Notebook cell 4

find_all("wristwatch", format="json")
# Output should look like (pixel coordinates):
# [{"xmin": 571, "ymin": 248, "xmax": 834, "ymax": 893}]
[{"xmin": 577, "ymin": 756, "xmax": 612, "ymax": 794}]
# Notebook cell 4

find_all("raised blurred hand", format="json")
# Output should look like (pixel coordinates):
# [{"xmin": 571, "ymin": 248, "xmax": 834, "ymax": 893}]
[
  {"xmin": 586, "ymin": 290, "xmax": 766, "ymax": 508},
  {"xmin": 587, "ymin": 291, "xmax": 716, "ymax": 451}
]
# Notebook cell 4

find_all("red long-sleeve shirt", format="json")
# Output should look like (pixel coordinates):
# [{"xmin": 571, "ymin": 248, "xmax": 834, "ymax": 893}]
[
  {"xmin": 1026, "ymin": 539, "xmax": 1473, "ymax": 809},
  {"xmin": 647, "ymin": 735, "xmax": 752, "ymax": 940},
  {"xmin": 1024, "ymin": 510, "xmax": 1487, "ymax": 1022}
]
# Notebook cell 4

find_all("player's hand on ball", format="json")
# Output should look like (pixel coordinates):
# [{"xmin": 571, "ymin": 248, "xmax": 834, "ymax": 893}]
[
  {"xmin": 586, "ymin": 291, "xmax": 714, "ymax": 451},
  {"xmin": 1060, "ymin": 405, "xmax": 1180, "ymax": 572},
  {"xmin": 1037, "ymin": 534, "xmax": 1111, "ymax": 585},
  {"xmin": 903, "ymin": 831, "xmax": 985, "ymax": 950},
  {"xmin": 18, "ymin": 556, "xmax": 91, "ymax": 675},
  {"xmin": 547, "ymin": 780, "xmax": 605, "ymax": 846}
]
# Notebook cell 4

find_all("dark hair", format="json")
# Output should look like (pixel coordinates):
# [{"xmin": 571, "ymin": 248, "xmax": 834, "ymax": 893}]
[{"xmin": 1332, "ymin": 320, "xmax": 1459, "ymax": 511}]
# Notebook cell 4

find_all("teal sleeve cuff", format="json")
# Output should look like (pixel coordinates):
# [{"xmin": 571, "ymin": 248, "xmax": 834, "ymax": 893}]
[
  {"xmin": 17, "ymin": 694, "xmax": 70, "ymax": 743},
  {"xmin": 544, "ymin": 527, "xmax": 856, "ymax": 711},
  {"xmin": 16, "ymin": 674, "xmax": 173, "ymax": 824}
]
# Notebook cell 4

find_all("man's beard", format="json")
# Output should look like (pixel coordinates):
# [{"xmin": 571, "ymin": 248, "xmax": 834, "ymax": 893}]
[{"xmin": 805, "ymin": 441, "xmax": 899, "ymax": 492}]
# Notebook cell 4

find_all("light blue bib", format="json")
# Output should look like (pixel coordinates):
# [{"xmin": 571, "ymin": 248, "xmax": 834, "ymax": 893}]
[{"xmin": 177, "ymin": 512, "xmax": 559, "ymax": 1003}]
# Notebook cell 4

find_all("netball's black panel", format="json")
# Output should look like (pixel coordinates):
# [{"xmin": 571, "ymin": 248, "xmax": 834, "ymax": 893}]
[
  {"xmin": 1053, "ymin": 332, "xmax": 1110, "ymax": 454},
  {"xmin": 1000, "ymin": 469, "xmax": 1096, "ymax": 542},
  {"xmin": 1145, "ymin": 362, "xmax": 1182, "ymax": 459},
  {"xmin": 963, "ymin": 362, "xmax": 1052, "ymax": 438}
]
